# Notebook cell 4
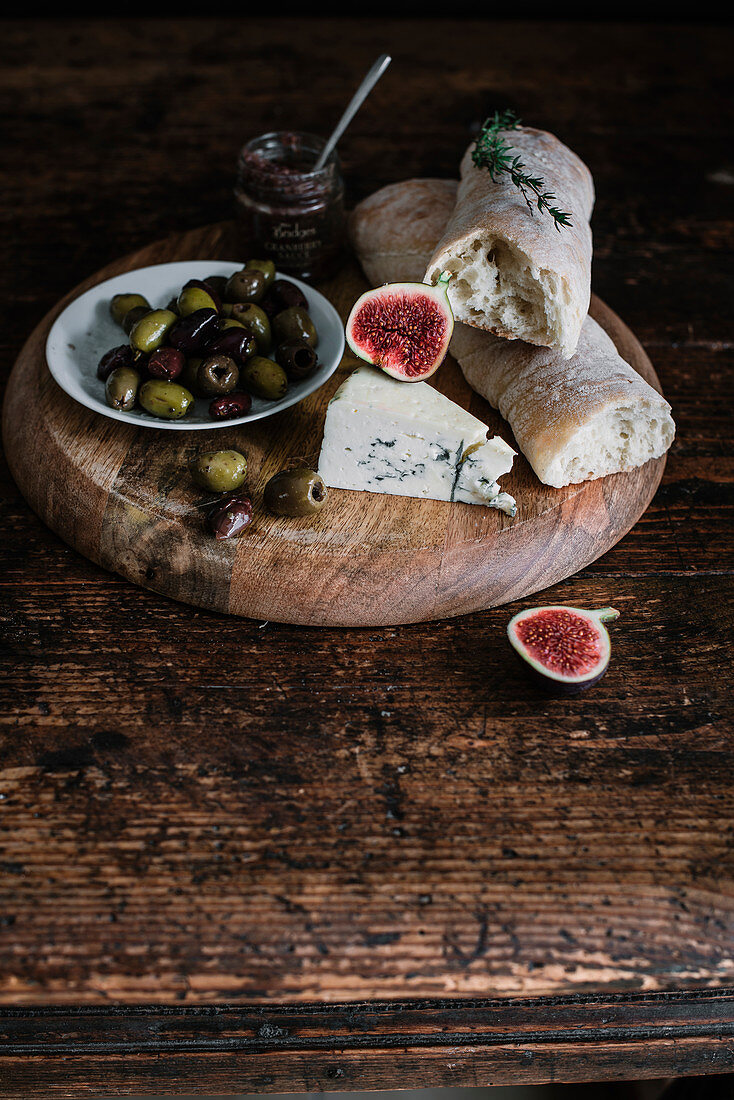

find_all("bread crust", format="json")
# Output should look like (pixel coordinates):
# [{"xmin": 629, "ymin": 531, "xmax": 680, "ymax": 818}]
[
  {"xmin": 425, "ymin": 128, "xmax": 594, "ymax": 359},
  {"xmin": 452, "ymin": 317, "xmax": 674, "ymax": 487},
  {"xmin": 349, "ymin": 179, "xmax": 458, "ymax": 286}
]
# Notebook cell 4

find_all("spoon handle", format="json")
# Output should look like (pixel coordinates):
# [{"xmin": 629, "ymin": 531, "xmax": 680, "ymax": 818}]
[{"xmin": 313, "ymin": 53, "xmax": 392, "ymax": 172}]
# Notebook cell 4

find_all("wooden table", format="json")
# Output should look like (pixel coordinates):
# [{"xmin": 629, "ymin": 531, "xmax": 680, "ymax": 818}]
[{"xmin": 1, "ymin": 18, "xmax": 732, "ymax": 1098}]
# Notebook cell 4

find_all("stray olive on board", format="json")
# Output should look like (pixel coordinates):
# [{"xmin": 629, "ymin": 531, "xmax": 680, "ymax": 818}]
[
  {"xmin": 208, "ymin": 491, "xmax": 253, "ymax": 540},
  {"xmin": 263, "ymin": 468, "xmax": 327, "ymax": 517},
  {"xmin": 190, "ymin": 449, "xmax": 247, "ymax": 493}
]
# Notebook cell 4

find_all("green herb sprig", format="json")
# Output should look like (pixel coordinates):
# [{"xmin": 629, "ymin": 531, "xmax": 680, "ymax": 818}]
[{"xmin": 472, "ymin": 110, "xmax": 572, "ymax": 231}]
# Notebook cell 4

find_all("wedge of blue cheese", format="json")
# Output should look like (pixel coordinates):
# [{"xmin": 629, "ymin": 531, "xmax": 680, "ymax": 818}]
[{"xmin": 318, "ymin": 367, "xmax": 517, "ymax": 516}]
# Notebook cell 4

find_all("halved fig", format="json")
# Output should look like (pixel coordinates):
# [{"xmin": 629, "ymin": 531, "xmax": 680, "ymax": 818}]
[
  {"xmin": 507, "ymin": 605, "xmax": 620, "ymax": 694},
  {"xmin": 345, "ymin": 273, "xmax": 454, "ymax": 382}
]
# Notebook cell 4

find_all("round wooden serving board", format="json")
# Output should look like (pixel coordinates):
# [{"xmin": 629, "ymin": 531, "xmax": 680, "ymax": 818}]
[{"xmin": 3, "ymin": 222, "xmax": 666, "ymax": 627}]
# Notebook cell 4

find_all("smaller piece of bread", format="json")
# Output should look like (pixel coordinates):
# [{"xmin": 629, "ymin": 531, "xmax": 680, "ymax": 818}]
[
  {"xmin": 348, "ymin": 179, "xmax": 458, "ymax": 286},
  {"xmin": 452, "ymin": 317, "xmax": 675, "ymax": 487}
]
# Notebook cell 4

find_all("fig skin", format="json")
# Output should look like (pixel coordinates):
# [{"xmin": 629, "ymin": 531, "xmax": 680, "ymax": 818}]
[
  {"xmin": 507, "ymin": 605, "xmax": 619, "ymax": 695},
  {"xmin": 345, "ymin": 272, "xmax": 454, "ymax": 382}
]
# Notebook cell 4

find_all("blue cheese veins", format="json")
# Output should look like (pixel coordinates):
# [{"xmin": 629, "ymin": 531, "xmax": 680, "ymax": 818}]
[{"xmin": 318, "ymin": 367, "xmax": 517, "ymax": 516}]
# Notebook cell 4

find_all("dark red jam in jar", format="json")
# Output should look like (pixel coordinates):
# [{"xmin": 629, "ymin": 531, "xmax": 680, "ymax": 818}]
[{"xmin": 235, "ymin": 131, "xmax": 346, "ymax": 282}]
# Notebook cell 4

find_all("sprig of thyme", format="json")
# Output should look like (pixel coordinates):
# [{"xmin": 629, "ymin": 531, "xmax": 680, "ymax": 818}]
[{"xmin": 472, "ymin": 110, "xmax": 573, "ymax": 231}]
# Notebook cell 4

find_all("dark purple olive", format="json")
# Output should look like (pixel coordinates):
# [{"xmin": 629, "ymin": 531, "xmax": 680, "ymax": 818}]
[
  {"xmin": 208, "ymin": 392, "xmax": 252, "ymax": 420},
  {"xmin": 208, "ymin": 491, "xmax": 253, "ymax": 540},
  {"xmin": 182, "ymin": 277, "xmax": 222, "ymax": 313},
  {"xmin": 204, "ymin": 327, "xmax": 257, "ymax": 364},
  {"xmin": 96, "ymin": 344, "xmax": 137, "ymax": 381},
  {"xmin": 261, "ymin": 278, "xmax": 308, "ymax": 317},
  {"xmin": 203, "ymin": 275, "xmax": 228, "ymax": 299},
  {"xmin": 274, "ymin": 342, "xmax": 318, "ymax": 381},
  {"xmin": 147, "ymin": 346, "xmax": 185, "ymax": 381},
  {"xmin": 167, "ymin": 308, "xmax": 218, "ymax": 355}
]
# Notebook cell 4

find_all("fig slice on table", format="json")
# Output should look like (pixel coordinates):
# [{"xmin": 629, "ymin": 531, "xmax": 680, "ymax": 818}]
[
  {"xmin": 507, "ymin": 605, "xmax": 620, "ymax": 694},
  {"xmin": 345, "ymin": 272, "xmax": 454, "ymax": 381}
]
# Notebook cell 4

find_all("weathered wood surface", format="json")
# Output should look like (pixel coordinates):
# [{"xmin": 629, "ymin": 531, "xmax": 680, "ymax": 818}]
[
  {"xmin": 3, "ymin": 223, "xmax": 666, "ymax": 626},
  {"xmin": 0, "ymin": 15, "xmax": 732, "ymax": 1097}
]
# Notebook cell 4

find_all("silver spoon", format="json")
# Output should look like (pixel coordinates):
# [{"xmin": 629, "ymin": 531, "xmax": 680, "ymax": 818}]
[{"xmin": 313, "ymin": 53, "xmax": 392, "ymax": 172}]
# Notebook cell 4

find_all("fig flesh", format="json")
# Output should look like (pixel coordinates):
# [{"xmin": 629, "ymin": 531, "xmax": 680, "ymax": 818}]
[
  {"xmin": 345, "ymin": 273, "xmax": 454, "ymax": 382},
  {"xmin": 507, "ymin": 605, "xmax": 619, "ymax": 694}
]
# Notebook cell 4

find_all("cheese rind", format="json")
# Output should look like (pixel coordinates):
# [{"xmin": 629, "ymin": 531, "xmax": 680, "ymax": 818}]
[{"xmin": 318, "ymin": 367, "xmax": 517, "ymax": 515}]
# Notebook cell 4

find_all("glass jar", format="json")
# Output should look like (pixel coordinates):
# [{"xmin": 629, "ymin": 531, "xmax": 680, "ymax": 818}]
[{"xmin": 234, "ymin": 131, "xmax": 346, "ymax": 282}]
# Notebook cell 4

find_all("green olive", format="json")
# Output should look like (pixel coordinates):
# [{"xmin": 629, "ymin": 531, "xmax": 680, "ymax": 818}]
[
  {"xmin": 139, "ymin": 380, "xmax": 193, "ymax": 419},
  {"xmin": 263, "ymin": 468, "xmax": 327, "ymax": 517},
  {"xmin": 230, "ymin": 303, "xmax": 271, "ymax": 354},
  {"xmin": 105, "ymin": 366, "xmax": 140, "ymax": 411},
  {"xmin": 241, "ymin": 356, "xmax": 288, "ymax": 401},
  {"xmin": 121, "ymin": 304, "xmax": 151, "ymax": 335},
  {"xmin": 190, "ymin": 450, "xmax": 248, "ymax": 493},
  {"xmin": 177, "ymin": 284, "xmax": 218, "ymax": 316},
  {"xmin": 245, "ymin": 259, "xmax": 276, "ymax": 289},
  {"xmin": 218, "ymin": 316, "xmax": 246, "ymax": 330},
  {"xmin": 129, "ymin": 308, "xmax": 178, "ymax": 354},
  {"xmin": 272, "ymin": 307, "xmax": 318, "ymax": 348},
  {"xmin": 110, "ymin": 292, "xmax": 150, "ymax": 327},
  {"xmin": 225, "ymin": 269, "xmax": 266, "ymax": 304}
]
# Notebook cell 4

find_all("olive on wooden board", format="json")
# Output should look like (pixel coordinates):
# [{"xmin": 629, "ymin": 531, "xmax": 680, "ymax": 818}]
[
  {"xmin": 241, "ymin": 356, "xmax": 288, "ymax": 401},
  {"xmin": 110, "ymin": 292, "xmax": 150, "ymax": 327},
  {"xmin": 263, "ymin": 468, "xmax": 327, "ymax": 517},
  {"xmin": 274, "ymin": 342, "xmax": 318, "ymax": 381},
  {"xmin": 190, "ymin": 450, "xmax": 247, "ymax": 493},
  {"xmin": 139, "ymin": 380, "xmax": 193, "ymax": 419},
  {"xmin": 197, "ymin": 355, "xmax": 239, "ymax": 397},
  {"xmin": 208, "ymin": 392, "xmax": 252, "ymax": 420},
  {"xmin": 105, "ymin": 366, "xmax": 140, "ymax": 411},
  {"xmin": 129, "ymin": 309, "xmax": 177, "ymax": 354},
  {"xmin": 272, "ymin": 307, "xmax": 317, "ymax": 348},
  {"xmin": 208, "ymin": 491, "xmax": 253, "ymax": 540}
]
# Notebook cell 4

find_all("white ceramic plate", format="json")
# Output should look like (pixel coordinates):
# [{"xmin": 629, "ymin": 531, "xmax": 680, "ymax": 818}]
[{"xmin": 45, "ymin": 261, "xmax": 345, "ymax": 430}]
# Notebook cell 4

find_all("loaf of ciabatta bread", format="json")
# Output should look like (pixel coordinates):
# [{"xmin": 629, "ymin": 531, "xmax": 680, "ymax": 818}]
[{"xmin": 350, "ymin": 178, "xmax": 674, "ymax": 488}]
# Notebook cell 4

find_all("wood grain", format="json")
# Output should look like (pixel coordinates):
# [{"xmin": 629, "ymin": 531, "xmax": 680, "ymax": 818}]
[
  {"xmin": 3, "ymin": 223, "xmax": 666, "ymax": 626},
  {"xmin": 0, "ymin": 15, "xmax": 732, "ymax": 1096}
]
